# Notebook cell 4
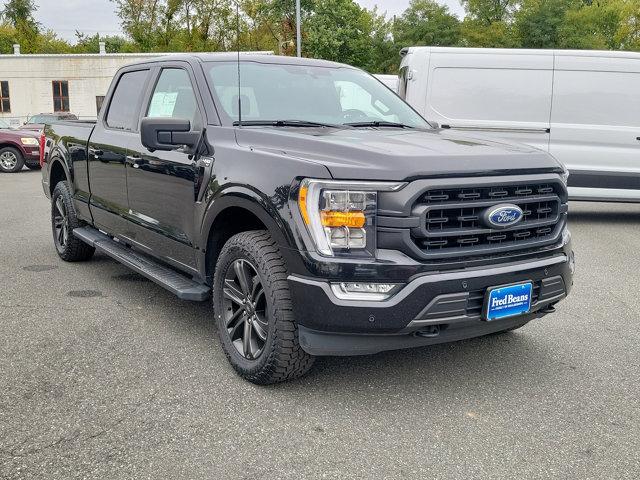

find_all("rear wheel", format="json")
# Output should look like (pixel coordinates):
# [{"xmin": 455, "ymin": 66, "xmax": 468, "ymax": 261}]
[
  {"xmin": 0, "ymin": 147, "xmax": 24, "ymax": 173},
  {"xmin": 51, "ymin": 181, "xmax": 95, "ymax": 262},
  {"xmin": 213, "ymin": 231, "xmax": 314, "ymax": 384}
]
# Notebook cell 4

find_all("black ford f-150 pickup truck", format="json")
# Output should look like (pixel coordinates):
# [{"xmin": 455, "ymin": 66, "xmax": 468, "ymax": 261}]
[{"xmin": 41, "ymin": 54, "xmax": 574, "ymax": 384}]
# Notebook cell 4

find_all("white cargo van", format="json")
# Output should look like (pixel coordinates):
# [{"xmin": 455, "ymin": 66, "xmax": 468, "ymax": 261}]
[{"xmin": 399, "ymin": 47, "xmax": 640, "ymax": 202}]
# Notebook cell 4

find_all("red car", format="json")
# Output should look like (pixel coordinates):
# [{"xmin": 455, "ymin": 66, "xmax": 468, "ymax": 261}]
[{"xmin": 0, "ymin": 119, "xmax": 41, "ymax": 173}]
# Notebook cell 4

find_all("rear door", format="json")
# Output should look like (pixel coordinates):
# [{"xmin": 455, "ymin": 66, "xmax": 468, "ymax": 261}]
[
  {"xmin": 424, "ymin": 50, "xmax": 553, "ymax": 151},
  {"xmin": 550, "ymin": 53, "xmax": 640, "ymax": 197},
  {"xmin": 123, "ymin": 64, "xmax": 206, "ymax": 271},
  {"xmin": 88, "ymin": 67, "xmax": 151, "ymax": 233}
]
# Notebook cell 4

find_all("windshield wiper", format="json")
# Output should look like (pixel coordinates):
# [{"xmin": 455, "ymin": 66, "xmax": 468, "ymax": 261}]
[
  {"xmin": 233, "ymin": 119, "xmax": 347, "ymax": 129},
  {"xmin": 344, "ymin": 121, "xmax": 416, "ymax": 129}
]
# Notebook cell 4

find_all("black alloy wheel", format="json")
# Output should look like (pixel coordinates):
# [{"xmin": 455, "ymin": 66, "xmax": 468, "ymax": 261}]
[
  {"xmin": 222, "ymin": 258, "xmax": 269, "ymax": 360},
  {"xmin": 53, "ymin": 196, "xmax": 70, "ymax": 253}
]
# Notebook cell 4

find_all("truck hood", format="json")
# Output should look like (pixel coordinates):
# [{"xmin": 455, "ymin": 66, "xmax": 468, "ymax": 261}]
[{"xmin": 235, "ymin": 127, "xmax": 563, "ymax": 181}]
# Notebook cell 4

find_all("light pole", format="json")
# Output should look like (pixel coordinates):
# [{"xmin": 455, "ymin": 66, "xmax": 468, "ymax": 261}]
[{"xmin": 296, "ymin": 0, "xmax": 301, "ymax": 57}]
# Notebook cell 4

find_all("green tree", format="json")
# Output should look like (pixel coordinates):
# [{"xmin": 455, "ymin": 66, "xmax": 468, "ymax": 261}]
[
  {"xmin": 393, "ymin": 0, "xmax": 461, "ymax": 47},
  {"xmin": 1, "ymin": 0, "xmax": 39, "ymax": 52},
  {"xmin": 615, "ymin": 0, "xmax": 640, "ymax": 49},
  {"xmin": 303, "ymin": 0, "xmax": 374, "ymax": 69},
  {"xmin": 460, "ymin": 0, "xmax": 520, "ymax": 46},
  {"xmin": 368, "ymin": 8, "xmax": 398, "ymax": 73},
  {"xmin": 558, "ymin": 0, "xmax": 623, "ymax": 49},
  {"xmin": 461, "ymin": 0, "xmax": 519, "ymax": 24},
  {"xmin": 0, "ymin": 23, "xmax": 17, "ymax": 53},
  {"xmin": 73, "ymin": 32, "xmax": 135, "ymax": 54},
  {"xmin": 515, "ymin": 0, "xmax": 578, "ymax": 48}
]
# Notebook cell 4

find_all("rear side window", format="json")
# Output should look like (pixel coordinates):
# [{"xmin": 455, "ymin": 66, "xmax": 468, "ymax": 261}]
[
  {"xmin": 106, "ymin": 70, "xmax": 149, "ymax": 131},
  {"xmin": 552, "ymin": 70, "xmax": 640, "ymax": 127},
  {"xmin": 429, "ymin": 67, "xmax": 552, "ymax": 123}
]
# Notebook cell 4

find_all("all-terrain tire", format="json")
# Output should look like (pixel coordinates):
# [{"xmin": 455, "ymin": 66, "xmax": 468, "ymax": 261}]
[
  {"xmin": 51, "ymin": 181, "xmax": 95, "ymax": 262},
  {"xmin": 0, "ymin": 146, "xmax": 25, "ymax": 173},
  {"xmin": 213, "ymin": 230, "xmax": 314, "ymax": 384}
]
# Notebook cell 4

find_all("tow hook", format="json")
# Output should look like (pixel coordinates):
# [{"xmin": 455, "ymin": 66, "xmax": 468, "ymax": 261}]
[{"xmin": 416, "ymin": 325, "xmax": 440, "ymax": 338}]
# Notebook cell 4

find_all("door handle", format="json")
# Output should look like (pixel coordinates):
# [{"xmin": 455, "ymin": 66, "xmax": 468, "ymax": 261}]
[{"xmin": 636, "ymin": 137, "xmax": 640, "ymax": 141}]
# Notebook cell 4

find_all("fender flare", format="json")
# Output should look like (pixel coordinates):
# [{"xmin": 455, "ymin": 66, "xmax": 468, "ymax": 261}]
[
  {"xmin": 199, "ymin": 188, "xmax": 294, "ymax": 252},
  {"xmin": 48, "ymin": 155, "xmax": 73, "ymax": 194},
  {"xmin": 0, "ymin": 140, "xmax": 27, "ymax": 156}
]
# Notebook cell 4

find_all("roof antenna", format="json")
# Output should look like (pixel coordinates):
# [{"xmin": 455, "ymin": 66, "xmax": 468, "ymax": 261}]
[{"xmin": 236, "ymin": 0, "xmax": 242, "ymax": 127}]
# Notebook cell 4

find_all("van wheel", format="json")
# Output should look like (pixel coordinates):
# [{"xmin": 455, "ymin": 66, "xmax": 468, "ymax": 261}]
[
  {"xmin": 213, "ymin": 230, "xmax": 314, "ymax": 384},
  {"xmin": 0, "ymin": 147, "xmax": 25, "ymax": 173},
  {"xmin": 51, "ymin": 181, "xmax": 95, "ymax": 262}
]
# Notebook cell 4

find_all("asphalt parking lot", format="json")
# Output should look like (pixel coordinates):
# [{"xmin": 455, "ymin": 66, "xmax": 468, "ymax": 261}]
[{"xmin": 1, "ymin": 169, "xmax": 639, "ymax": 479}]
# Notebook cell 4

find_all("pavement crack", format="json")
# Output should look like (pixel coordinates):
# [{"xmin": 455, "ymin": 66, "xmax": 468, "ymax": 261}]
[{"xmin": 2, "ymin": 417, "xmax": 127, "ymax": 459}]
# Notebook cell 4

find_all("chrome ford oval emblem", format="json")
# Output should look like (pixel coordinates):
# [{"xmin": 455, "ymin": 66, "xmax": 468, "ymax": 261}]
[{"xmin": 483, "ymin": 204, "xmax": 524, "ymax": 229}]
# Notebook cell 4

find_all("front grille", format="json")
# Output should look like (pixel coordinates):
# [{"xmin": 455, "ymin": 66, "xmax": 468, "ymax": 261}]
[{"xmin": 411, "ymin": 182, "xmax": 566, "ymax": 259}]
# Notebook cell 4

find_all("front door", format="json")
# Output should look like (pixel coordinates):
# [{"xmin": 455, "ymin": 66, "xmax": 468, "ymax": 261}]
[
  {"xmin": 88, "ymin": 68, "xmax": 150, "ymax": 233},
  {"xmin": 124, "ymin": 66, "xmax": 205, "ymax": 272}
]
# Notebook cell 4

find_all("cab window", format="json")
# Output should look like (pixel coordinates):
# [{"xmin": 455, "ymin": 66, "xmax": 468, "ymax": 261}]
[{"xmin": 148, "ymin": 68, "xmax": 200, "ymax": 127}]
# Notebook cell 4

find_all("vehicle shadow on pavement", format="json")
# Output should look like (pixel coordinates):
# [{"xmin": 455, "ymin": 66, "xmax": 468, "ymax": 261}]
[{"xmin": 290, "ymin": 330, "xmax": 553, "ymax": 392}]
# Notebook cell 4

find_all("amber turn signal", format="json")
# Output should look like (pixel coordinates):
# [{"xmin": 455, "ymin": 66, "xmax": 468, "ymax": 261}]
[
  {"xmin": 298, "ymin": 185, "xmax": 311, "ymax": 225},
  {"xmin": 320, "ymin": 211, "xmax": 366, "ymax": 228}
]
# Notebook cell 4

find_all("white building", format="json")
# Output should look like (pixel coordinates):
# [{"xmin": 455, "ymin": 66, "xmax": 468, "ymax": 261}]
[{"xmin": 0, "ymin": 43, "xmax": 162, "ymax": 126}]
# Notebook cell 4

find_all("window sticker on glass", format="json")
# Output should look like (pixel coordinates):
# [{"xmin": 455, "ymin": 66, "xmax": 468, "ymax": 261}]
[{"xmin": 148, "ymin": 92, "xmax": 178, "ymax": 117}]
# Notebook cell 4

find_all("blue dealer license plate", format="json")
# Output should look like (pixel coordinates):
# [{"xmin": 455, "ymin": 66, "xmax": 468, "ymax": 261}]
[{"xmin": 485, "ymin": 282, "xmax": 533, "ymax": 321}]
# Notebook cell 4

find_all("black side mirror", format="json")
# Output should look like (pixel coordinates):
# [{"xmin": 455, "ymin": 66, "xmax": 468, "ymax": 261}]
[{"xmin": 140, "ymin": 117, "xmax": 200, "ymax": 152}]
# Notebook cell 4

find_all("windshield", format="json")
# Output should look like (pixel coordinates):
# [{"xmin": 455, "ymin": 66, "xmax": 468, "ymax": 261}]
[
  {"xmin": 0, "ymin": 119, "xmax": 10, "ymax": 129},
  {"xmin": 205, "ymin": 61, "xmax": 430, "ymax": 129}
]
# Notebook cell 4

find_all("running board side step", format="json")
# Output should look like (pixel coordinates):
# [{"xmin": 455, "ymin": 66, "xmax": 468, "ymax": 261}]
[{"xmin": 73, "ymin": 227, "xmax": 210, "ymax": 301}]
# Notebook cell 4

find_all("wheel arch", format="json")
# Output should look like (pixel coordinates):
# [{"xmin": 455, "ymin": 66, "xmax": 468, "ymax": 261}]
[
  {"xmin": 201, "ymin": 192, "xmax": 295, "ymax": 285},
  {"xmin": 0, "ymin": 141, "xmax": 25, "ymax": 155},
  {"xmin": 48, "ymin": 157, "xmax": 71, "ymax": 196}
]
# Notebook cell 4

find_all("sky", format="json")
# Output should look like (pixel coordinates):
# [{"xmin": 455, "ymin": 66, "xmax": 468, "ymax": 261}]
[{"xmin": 33, "ymin": 0, "xmax": 466, "ymax": 43}]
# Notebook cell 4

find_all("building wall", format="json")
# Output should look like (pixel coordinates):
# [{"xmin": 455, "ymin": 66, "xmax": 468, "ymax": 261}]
[{"xmin": 0, "ymin": 53, "xmax": 163, "ymax": 126}]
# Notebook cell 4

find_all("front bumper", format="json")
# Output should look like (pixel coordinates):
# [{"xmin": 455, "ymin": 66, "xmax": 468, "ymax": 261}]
[
  {"xmin": 289, "ymin": 246, "xmax": 573, "ymax": 356},
  {"xmin": 24, "ymin": 147, "xmax": 40, "ymax": 162}
]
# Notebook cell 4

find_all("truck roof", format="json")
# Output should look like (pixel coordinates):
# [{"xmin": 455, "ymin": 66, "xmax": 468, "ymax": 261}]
[{"xmin": 123, "ymin": 53, "xmax": 353, "ymax": 70}]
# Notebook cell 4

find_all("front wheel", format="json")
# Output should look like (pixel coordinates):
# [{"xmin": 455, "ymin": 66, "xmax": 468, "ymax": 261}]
[
  {"xmin": 0, "ymin": 147, "xmax": 25, "ymax": 173},
  {"xmin": 51, "ymin": 181, "xmax": 95, "ymax": 262},
  {"xmin": 213, "ymin": 231, "xmax": 314, "ymax": 384}
]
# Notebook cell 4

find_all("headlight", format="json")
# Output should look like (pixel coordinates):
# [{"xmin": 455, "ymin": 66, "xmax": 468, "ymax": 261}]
[
  {"xmin": 297, "ymin": 179, "xmax": 406, "ymax": 257},
  {"xmin": 20, "ymin": 137, "xmax": 39, "ymax": 146}
]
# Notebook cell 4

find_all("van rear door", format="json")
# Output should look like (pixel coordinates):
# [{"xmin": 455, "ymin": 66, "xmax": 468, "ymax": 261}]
[
  {"xmin": 550, "ymin": 53, "xmax": 640, "ymax": 200},
  {"xmin": 423, "ymin": 50, "xmax": 553, "ymax": 152}
]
